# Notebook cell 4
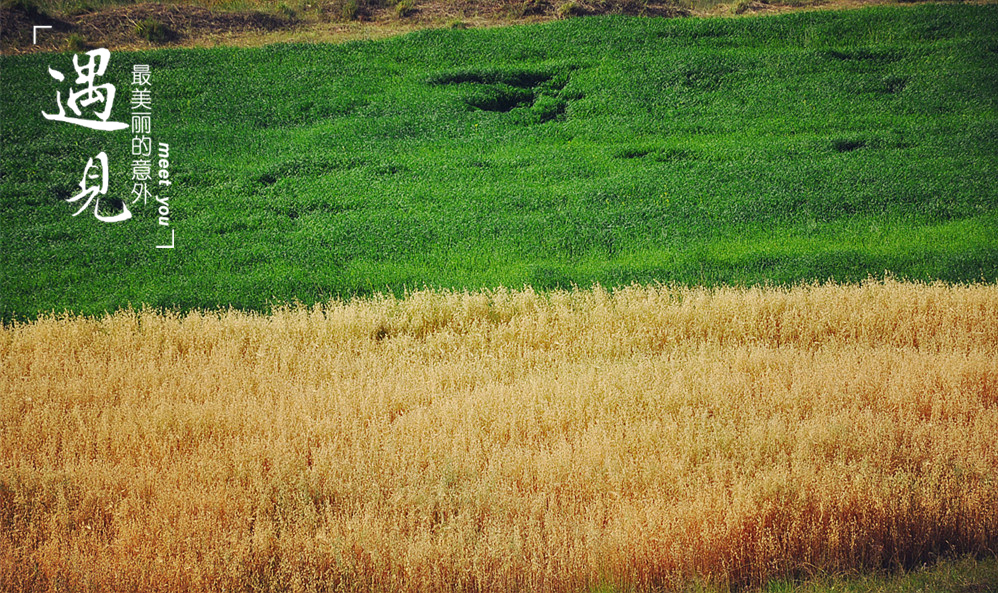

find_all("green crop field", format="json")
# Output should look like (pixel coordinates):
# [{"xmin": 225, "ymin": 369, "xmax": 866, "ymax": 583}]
[{"xmin": 2, "ymin": 3, "xmax": 997, "ymax": 321}]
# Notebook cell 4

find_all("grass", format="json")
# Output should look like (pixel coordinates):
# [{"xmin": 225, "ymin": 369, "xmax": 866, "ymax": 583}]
[
  {"xmin": 2, "ymin": 280, "xmax": 997, "ymax": 591},
  {"xmin": 2, "ymin": 4, "xmax": 997, "ymax": 321},
  {"xmin": 757, "ymin": 554, "xmax": 998, "ymax": 593},
  {"xmin": 133, "ymin": 17, "xmax": 171, "ymax": 43},
  {"xmin": 63, "ymin": 31, "xmax": 86, "ymax": 50}
]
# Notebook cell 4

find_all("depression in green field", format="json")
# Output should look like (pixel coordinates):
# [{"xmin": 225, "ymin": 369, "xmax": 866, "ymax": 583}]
[{"xmin": 2, "ymin": 3, "xmax": 997, "ymax": 320}]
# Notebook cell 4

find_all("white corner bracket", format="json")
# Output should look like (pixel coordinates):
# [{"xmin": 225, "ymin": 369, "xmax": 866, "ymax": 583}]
[
  {"xmin": 33, "ymin": 26, "xmax": 52, "ymax": 45},
  {"xmin": 156, "ymin": 229, "xmax": 175, "ymax": 249}
]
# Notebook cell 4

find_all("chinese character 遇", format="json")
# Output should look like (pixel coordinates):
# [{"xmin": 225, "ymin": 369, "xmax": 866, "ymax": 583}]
[{"xmin": 43, "ymin": 49, "xmax": 128, "ymax": 131}]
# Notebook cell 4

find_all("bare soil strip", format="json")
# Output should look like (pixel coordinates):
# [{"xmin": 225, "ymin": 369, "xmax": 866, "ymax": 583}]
[{"xmin": 1, "ymin": 0, "xmax": 928, "ymax": 54}]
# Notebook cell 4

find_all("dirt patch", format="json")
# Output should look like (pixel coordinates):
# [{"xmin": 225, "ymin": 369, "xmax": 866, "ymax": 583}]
[
  {"xmin": 75, "ymin": 3, "xmax": 295, "ymax": 44},
  {"xmin": 0, "ymin": 3, "xmax": 73, "ymax": 51},
  {"xmin": 2, "ymin": 2, "xmax": 298, "ymax": 53},
  {"xmin": 1, "ymin": 0, "xmax": 982, "ymax": 54},
  {"xmin": 1, "ymin": 0, "xmax": 690, "ymax": 53}
]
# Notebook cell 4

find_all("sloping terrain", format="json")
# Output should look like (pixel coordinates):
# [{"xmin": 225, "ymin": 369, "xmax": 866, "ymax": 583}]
[{"xmin": 2, "ymin": 4, "xmax": 997, "ymax": 321}]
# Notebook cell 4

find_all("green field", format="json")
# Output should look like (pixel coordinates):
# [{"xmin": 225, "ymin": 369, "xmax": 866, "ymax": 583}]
[{"xmin": 2, "ymin": 3, "xmax": 997, "ymax": 321}]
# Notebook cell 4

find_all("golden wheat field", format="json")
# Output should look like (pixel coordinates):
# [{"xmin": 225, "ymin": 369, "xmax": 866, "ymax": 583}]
[{"xmin": 2, "ymin": 280, "xmax": 997, "ymax": 592}]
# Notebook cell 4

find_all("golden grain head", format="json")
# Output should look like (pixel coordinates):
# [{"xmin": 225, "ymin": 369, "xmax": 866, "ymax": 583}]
[{"xmin": 1, "ymin": 279, "xmax": 997, "ymax": 591}]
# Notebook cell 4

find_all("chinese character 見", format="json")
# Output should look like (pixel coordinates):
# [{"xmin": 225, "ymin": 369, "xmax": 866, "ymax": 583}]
[{"xmin": 67, "ymin": 152, "xmax": 132, "ymax": 223}]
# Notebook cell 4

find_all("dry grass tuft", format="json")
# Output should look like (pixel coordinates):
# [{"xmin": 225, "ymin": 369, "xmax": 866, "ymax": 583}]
[{"xmin": 2, "ymin": 280, "xmax": 997, "ymax": 591}]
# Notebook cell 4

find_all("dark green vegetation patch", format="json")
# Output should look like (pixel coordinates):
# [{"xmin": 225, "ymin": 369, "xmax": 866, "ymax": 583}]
[{"xmin": 2, "ymin": 4, "xmax": 997, "ymax": 320}]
